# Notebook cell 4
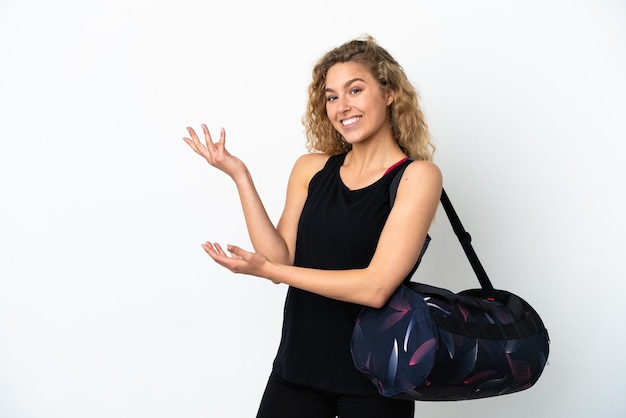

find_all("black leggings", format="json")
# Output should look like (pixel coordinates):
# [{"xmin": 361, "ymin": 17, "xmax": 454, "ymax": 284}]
[{"xmin": 256, "ymin": 372, "xmax": 415, "ymax": 418}]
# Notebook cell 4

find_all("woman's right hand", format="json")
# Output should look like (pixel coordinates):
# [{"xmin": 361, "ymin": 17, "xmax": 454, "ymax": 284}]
[{"xmin": 182, "ymin": 124, "xmax": 245, "ymax": 179}]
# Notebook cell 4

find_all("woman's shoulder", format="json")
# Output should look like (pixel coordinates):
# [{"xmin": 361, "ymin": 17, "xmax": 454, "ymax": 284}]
[
  {"xmin": 291, "ymin": 152, "xmax": 334, "ymax": 180},
  {"xmin": 295, "ymin": 151, "xmax": 335, "ymax": 166},
  {"xmin": 397, "ymin": 159, "xmax": 443, "ymax": 197},
  {"xmin": 403, "ymin": 159, "xmax": 442, "ymax": 180}
]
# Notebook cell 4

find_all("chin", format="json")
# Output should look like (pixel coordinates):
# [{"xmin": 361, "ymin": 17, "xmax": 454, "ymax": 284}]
[{"xmin": 342, "ymin": 135, "xmax": 365, "ymax": 145}]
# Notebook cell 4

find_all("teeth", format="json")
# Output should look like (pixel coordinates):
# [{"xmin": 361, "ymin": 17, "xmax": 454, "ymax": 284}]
[{"xmin": 342, "ymin": 116, "xmax": 360, "ymax": 126}]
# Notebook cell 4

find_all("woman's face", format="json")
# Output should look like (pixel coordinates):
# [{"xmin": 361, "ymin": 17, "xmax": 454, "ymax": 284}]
[{"xmin": 324, "ymin": 61, "xmax": 394, "ymax": 147}]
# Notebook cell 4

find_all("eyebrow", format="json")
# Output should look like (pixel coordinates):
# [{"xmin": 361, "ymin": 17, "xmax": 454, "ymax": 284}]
[{"xmin": 325, "ymin": 77, "xmax": 365, "ymax": 93}]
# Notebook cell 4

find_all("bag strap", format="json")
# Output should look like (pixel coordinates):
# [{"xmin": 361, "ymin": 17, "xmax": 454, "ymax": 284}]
[{"xmin": 390, "ymin": 164, "xmax": 494, "ymax": 291}]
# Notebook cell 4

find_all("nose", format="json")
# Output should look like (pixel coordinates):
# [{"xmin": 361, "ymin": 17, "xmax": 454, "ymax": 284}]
[{"xmin": 337, "ymin": 96, "xmax": 351, "ymax": 114}]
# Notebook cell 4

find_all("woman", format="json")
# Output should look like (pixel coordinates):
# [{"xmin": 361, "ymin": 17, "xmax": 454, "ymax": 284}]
[{"xmin": 183, "ymin": 35, "xmax": 442, "ymax": 418}]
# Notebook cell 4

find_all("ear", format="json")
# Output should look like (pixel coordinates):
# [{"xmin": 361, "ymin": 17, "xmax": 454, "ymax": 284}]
[{"xmin": 385, "ymin": 88, "xmax": 395, "ymax": 106}]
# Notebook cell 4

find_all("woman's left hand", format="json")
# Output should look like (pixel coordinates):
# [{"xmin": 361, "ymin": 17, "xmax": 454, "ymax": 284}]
[{"xmin": 201, "ymin": 242, "xmax": 276, "ymax": 282}]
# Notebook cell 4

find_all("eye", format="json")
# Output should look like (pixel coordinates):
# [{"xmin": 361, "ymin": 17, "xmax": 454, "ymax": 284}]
[
  {"xmin": 349, "ymin": 87, "xmax": 362, "ymax": 95},
  {"xmin": 326, "ymin": 95, "xmax": 338, "ymax": 102}
]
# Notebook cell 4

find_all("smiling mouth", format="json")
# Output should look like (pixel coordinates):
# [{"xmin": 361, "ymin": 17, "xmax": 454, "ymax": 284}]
[{"xmin": 341, "ymin": 116, "xmax": 362, "ymax": 126}]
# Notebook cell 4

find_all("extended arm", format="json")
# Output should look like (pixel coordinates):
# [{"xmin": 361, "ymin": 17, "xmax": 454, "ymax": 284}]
[
  {"xmin": 183, "ymin": 125, "xmax": 291, "ymax": 264},
  {"xmin": 183, "ymin": 125, "xmax": 327, "ymax": 265},
  {"xmin": 203, "ymin": 160, "xmax": 442, "ymax": 308}
]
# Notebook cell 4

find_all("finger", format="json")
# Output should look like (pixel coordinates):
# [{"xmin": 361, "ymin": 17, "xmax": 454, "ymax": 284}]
[
  {"xmin": 201, "ymin": 124, "xmax": 217, "ymax": 153},
  {"xmin": 186, "ymin": 126, "xmax": 200, "ymax": 142},
  {"xmin": 213, "ymin": 242, "xmax": 228, "ymax": 256},
  {"xmin": 206, "ymin": 242, "xmax": 229, "ymax": 257},
  {"xmin": 226, "ymin": 244, "xmax": 245, "ymax": 259},
  {"xmin": 201, "ymin": 242, "xmax": 216, "ymax": 256},
  {"xmin": 217, "ymin": 127, "xmax": 226, "ymax": 151},
  {"xmin": 182, "ymin": 136, "xmax": 201, "ymax": 154},
  {"xmin": 183, "ymin": 127, "xmax": 204, "ymax": 153}
]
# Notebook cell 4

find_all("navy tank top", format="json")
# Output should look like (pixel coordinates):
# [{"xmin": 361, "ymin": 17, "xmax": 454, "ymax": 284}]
[{"xmin": 272, "ymin": 152, "xmax": 413, "ymax": 395}]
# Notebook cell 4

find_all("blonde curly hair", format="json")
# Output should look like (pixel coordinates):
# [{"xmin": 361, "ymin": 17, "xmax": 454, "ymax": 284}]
[{"xmin": 303, "ymin": 35, "xmax": 435, "ymax": 161}]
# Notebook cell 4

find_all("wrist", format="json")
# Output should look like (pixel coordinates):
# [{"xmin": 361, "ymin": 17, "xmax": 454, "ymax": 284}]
[
  {"xmin": 264, "ymin": 260, "xmax": 283, "ymax": 285},
  {"xmin": 230, "ymin": 162, "xmax": 251, "ymax": 185}
]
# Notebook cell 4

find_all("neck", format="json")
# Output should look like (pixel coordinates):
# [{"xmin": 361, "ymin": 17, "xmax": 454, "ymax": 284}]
[
  {"xmin": 344, "ymin": 138, "xmax": 405, "ymax": 173},
  {"xmin": 339, "ymin": 138, "xmax": 407, "ymax": 190}
]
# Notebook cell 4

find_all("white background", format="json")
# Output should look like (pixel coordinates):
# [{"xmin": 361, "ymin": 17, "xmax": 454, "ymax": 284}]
[{"xmin": 1, "ymin": 1, "xmax": 625, "ymax": 417}]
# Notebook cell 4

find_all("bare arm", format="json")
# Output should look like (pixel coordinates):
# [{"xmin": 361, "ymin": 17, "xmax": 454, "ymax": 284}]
[
  {"xmin": 203, "ymin": 160, "xmax": 442, "ymax": 308},
  {"xmin": 274, "ymin": 153, "xmax": 330, "ymax": 263},
  {"xmin": 183, "ymin": 125, "xmax": 327, "ymax": 265},
  {"xmin": 183, "ymin": 125, "xmax": 289, "ymax": 263}
]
